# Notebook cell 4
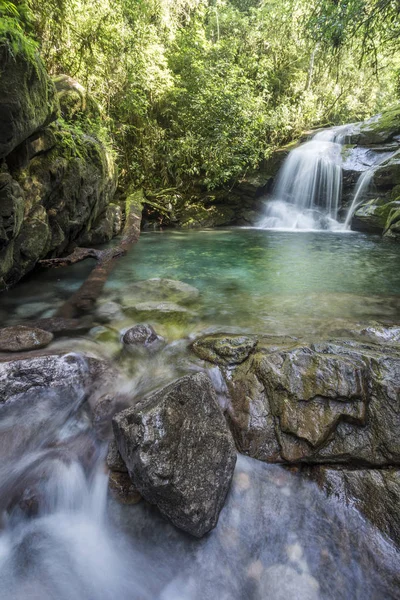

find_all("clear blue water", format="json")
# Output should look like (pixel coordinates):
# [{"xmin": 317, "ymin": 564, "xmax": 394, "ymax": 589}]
[
  {"xmin": 1, "ymin": 229, "xmax": 400, "ymax": 336},
  {"xmin": 103, "ymin": 228, "xmax": 400, "ymax": 334}
]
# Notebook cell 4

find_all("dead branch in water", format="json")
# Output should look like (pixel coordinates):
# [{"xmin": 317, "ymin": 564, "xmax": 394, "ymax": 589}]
[{"xmin": 39, "ymin": 191, "xmax": 143, "ymax": 319}]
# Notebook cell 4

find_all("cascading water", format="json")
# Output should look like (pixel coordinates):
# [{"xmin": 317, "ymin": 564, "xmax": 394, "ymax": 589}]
[
  {"xmin": 260, "ymin": 126, "xmax": 348, "ymax": 231},
  {"xmin": 1, "ymin": 347, "xmax": 400, "ymax": 599},
  {"xmin": 343, "ymin": 151, "xmax": 396, "ymax": 229}
]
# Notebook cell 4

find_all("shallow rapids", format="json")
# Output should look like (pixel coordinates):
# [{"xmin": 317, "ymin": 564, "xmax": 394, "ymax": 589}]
[{"xmin": 0, "ymin": 364, "xmax": 399, "ymax": 600}]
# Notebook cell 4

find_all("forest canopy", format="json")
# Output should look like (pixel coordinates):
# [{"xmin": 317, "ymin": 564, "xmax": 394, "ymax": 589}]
[{"xmin": 1, "ymin": 0, "xmax": 400, "ymax": 192}]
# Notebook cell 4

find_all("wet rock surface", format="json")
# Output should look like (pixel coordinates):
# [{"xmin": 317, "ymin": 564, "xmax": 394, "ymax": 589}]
[
  {"xmin": 0, "ymin": 352, "xmax": 115, "ymax": 404},
  {"xmin": 109, "ymin": 472, "xmax": 142, "ymax": 505},
  {"xmin": 122, "ymin": 324, "xmax": 165, "ymax": 352},
  {"xmin": 124, "ymin": 301, "xmax": 197, "ymax": 323},
  {"xmin": 192, "ymin": 333, "xmax": 257, "ymax": 365},
  {"xmin": 192, "ymin": 332, "xmax": 400, "ymax": 466},
  {"xmin": 0, "ymin": 43, "xmax": 118, "ymax": 290},
  {"xmin": 0, "ymin": 325, "xmax": 54, "ymax": 352},
  {"xmin": 113, "ymin": 372, "xmax": 237, "ymax": 537},
  {"xmin": 309, "ymin": 466, "xmax": 400, "ymax": 548}
]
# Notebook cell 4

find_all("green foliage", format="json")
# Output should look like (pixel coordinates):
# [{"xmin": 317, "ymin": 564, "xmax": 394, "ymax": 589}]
[
  {"xmin": 0, "ymin": 1, "xmax": 38, "ymax": 63},
  {"xmin": 3, "ymin": 0, "xmax": 399, "ymax": 195}
]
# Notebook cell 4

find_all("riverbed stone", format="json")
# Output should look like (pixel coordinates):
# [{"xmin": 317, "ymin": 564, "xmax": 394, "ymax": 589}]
[
  {"xmin": 124, "ymin": 301, "xmax": 197, "ymax": 324},
  {"xmin": 0, "ymin": 352, "xmax": 116, "ymax": 404},
  {"xmin": 0, "ymin": 325, "xmax": 53, "ymax": 352},
  {"xmin": 122, "ymin": 324, "xmax": 165, "ymax": 352},
  {"xmin": 112, "ymin": 372, "xmax": 237, "ymax": 537},
  {"xmin": 121, "ymin": 278, "xmax": 200, "ymax": 305}
]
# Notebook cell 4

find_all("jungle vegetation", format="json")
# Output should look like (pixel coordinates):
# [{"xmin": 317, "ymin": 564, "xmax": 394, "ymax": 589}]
[{"xmin": 1, "ymin": 0, "xmax": 400, "ymax": 194}]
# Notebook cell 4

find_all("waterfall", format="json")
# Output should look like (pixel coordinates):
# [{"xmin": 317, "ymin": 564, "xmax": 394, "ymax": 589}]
[
  {"xmin": 260, "ymin": 126, "xmax": 348, "ymax": 231},
  {"xmin": 343, "ymin": 152, "xmax": 395, "ymax": 229}
]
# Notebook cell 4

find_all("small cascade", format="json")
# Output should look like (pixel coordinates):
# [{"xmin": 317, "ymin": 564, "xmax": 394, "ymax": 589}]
[
  {"xmin": 343, "ymin": 152, "xmax": 395, "ymax": 229},
  {"xmin": 260, "ymin": 126, "xmax": 348, "ymax": 231}
]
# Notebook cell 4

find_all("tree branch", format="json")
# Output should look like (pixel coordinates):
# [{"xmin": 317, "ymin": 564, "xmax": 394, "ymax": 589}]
[{"xmin": 40, "ymin": 191, "xmax": 143, "ymax": 319}]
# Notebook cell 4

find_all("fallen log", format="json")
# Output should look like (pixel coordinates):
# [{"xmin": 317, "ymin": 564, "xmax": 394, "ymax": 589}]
[{"xmin": 39, "ymin": 190, "xmax": 143, "ymax": 319}]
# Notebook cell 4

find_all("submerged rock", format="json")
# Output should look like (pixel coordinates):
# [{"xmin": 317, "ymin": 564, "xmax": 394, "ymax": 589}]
[
  {"xmin": 112, "ymin": 372, "xmax": 236, "ymax": 537},
  {"xmin": 0, "ymin": 325, "xmax": 53, "ymax": 352},
  {"xmin": 122, "ymin": 324, "xmax": 165, "ymax": 352},
  {"xmin": 95, "ymin": 301, "xmax": 125, "ymax": 323},
  {"xmin": 124, "ymin": 301, "xmax": 197, "ymax": 324},
  {"xmin": 121, "ymin": 278, "xmax": 200, "ymax": 306}
]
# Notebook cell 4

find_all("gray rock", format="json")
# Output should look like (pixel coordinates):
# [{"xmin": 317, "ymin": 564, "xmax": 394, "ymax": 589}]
[
  {"xmin": 113, "ymin": 372, "xmax": 237, "ymax": 537},
  {"xmin": 122, "ymin": 323, "xmax": 165, "ymax": 352},
  {"xmin": 0, "ymin": 325, "xmax": 53, "ymax": 352},
  {"xmin": 107, "ymin": 440, "xmax": 127, "ymax": 472},
  {"xmin": 0, "ymin": 352, "xmax": 115, "ymax": 404}
]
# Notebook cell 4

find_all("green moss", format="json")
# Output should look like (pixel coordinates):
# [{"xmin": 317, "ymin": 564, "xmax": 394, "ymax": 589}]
[{"xmin": 361, "ymin": 104, "xmax": 400, "ymax": 140}]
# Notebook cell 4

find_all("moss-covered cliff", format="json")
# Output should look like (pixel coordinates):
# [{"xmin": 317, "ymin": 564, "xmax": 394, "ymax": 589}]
[{"xmin": 0, "ymin": 39, "xmax": 119, "ymax": 290}]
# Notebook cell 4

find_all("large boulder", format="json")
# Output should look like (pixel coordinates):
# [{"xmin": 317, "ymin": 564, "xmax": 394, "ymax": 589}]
[
  {"xmin": 192, "ymin": 334, "xmax": 400, "ymax": 466},
  {"xmin": 0, "ymin": 35, "xmax": 119, "ymax": 290},
  {"xmin": 0, "ymin": 41, "xmax": 58, "ymax": 159},
  {"xmin": 112, "ymin": 372, "xmax": 237, "ymax": 537}
]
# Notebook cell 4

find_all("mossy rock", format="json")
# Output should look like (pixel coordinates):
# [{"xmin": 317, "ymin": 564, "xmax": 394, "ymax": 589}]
[
  {"xmin": 384, "ymin": 203, "xmax": 400, "ymax": 239},
  {"xmin": 0, "ymin": 41, "xmax": 58, "ymax": 159},
  {"xmin": 54, "ymin": 75, "xmax": 101, "ymax": 122},
  {"xmin": 358, "ymin": 105, "xmax": 400, "ymax": 145},
  {"xmin": 124, "ymin": 301, "xmax": 197, "ymax": 324},
  {"xmin": 177, "ymin": 203, "xmax": 235, "ymax": 229},
  {"xmin": 192, "ymin": 333, "xmax": 258, "ymax": 365},
  {"xmin": 352, "ymin": 198, "xmax": 400, "ymax": 234}
]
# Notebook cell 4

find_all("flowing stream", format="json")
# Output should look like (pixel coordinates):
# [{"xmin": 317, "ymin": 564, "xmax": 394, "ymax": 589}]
[
  {"xmin": 0, "ymin": 378, "xmax": 399, "ymax": 600},
  {"xmin": 0, "ymin": 228, "xmax": 400, "ymax": 598}
]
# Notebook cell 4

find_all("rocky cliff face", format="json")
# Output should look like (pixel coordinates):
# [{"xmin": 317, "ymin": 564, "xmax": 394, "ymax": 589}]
[{"xmin": 0, "ymin": 44, "xmax": 119, "ymax": 290}]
